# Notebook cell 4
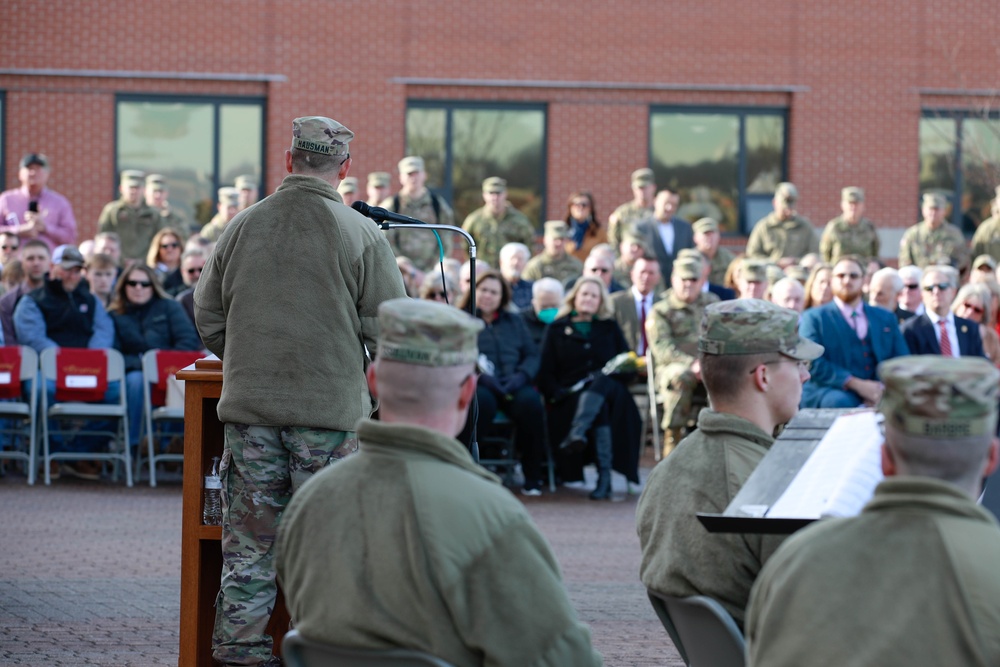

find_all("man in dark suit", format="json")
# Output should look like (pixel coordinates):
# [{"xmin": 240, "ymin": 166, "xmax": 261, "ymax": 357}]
[
  {"xmin": 800, "ymin": 255, "xmax": 909, "ymax": 408},
  {"xmin": 901, "ymin": 265, "xmax": 985, "ymax": 358},
  {"xmin": 635, "ymin": 189, "xmax": 693, "ymax": 289},
  {"xmin": 610, "ymin": 256, "xmax": 661, "ymax": 354}
]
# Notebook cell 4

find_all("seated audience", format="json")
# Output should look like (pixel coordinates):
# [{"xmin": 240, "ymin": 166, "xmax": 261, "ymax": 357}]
[
  {"xmin": 521, "ymin": 277, "xmax": 563, "ymax": 348},
  {"xmin": 456, "ymin": 270, "xmax": 547, "ymax": 495},
  {"xmin": 901, "ymin": 265, "xmax": 984, "ymax": 358},
  {"xmin": 952, "ymin": 283, "xmax": 1000, "ymax": 365},
  {"xmin": 0, "ymin": 239, "xmax": 50, "ymax": 344},
  {"xmin": 679, "ymin": 248, "xmax": 735, "ymax": 301},
  {"xmin": 802, "ymin": 262, "xmax": 832, "ymax": 309},
  {"xmin": 799, "ymin": 252, "xmax": 822, "ymax": 274},
  {"xmin": 174, "ymin": 248, "xmax": 207, "ymax": 339},
  {"xmin": 800, "ymin": 256, "xmax": 909, "ymax": 408},
  {"xmin": 637, "ymin": 299, "xmax": 822, "ymax": 629},
  {"xmin": 897, "ymin": 264, "xmax": 924, "ymax": 316},
  {"xmin": 734, "ymin": 258, "xmax": 768, "ymax": 300},
  {"xmin": 522, "ymin": 221, "xmax": 584, "ymax": 284},
  {"xmin": 84, "ymin": 253, "xmax": 118, "ymax": 308},
  {"xmin": 1, "ymin": 260, "xmax": 22, "ymax": 296},
  {"xmin": 610, "ymin": 256, "xmax": 661, "ymax": 355},
  {"xmin": 746, "ymin": 356, "xmax": 1000, "ymax": 666},
  {"xmin": 0, "ymin": 231, "xmax": 20, "ymax": 267},
  {"xmin": 418, "ymin": 271, "xmax": 458, "ymax": 306},
  {"xmin": 146, "ymin": 227, "xmax": 185, "ymax": 295},
  {"xmin": 565, "ymin": 190, "xmax": 606, "ymax": 261},
  {"xmin": 768, "ymin": 276, "xmax": 805, "ymax": 313},
  {"xmin": 612, "ymin": 230, "xmax": 648, "ymax": 289},
  {"xmin": 569, "ymin": 248, "xmax": 622, "ymax": 294},
  {"xmin": 537, "ymin": 276, "xmax": 642, "ymax": 499},
  {"xmin": 274, "ymin": 299, "xmax": 602, "ymax": 667},
  {"xmin": 93, "ymin": 231, "xmax": 122, "ymax": 268},
  {"xmin": 693, "ymin": 217, "xmax": 735, "ymax": 286},
  {"xmin": 395, "ymin": 255, "xmax": 424, "ymax": 298},
  {"xmin": 108, "ymin": 262, "xmax": 201, "ymax": 452},
  {"xmin": 866, "ymin": 266, "xmax": 907, "ymax": 322},
  {"xmin": 459, "ymin": 259, "xmax": 490, "ymax": 300},
  {"xmin": 499, "ymin": 242, "xmax": 533, "ymax": 309}
]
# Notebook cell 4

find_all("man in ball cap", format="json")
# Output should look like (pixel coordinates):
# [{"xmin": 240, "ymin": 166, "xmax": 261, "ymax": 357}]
[
  {"xmin": 747, "ymin": 356, "xmax": 1000, "ymax": 666},
  {"xmin": 637, "ymin": 298, "xmax": 823, "ymax": 630},
  {"xmin": 379, "ymin": 155, "xmax": 455, "ymax": 272},
  {"xmin": 819, "ymin": 186, "xmax": 880, "ymax": 265},
  {"xmin": 899, "ymin": 192, "xmax": 969, "ymax": 273},
  {"xmin": 608, "ymin": 167, "xmax": 657, "ymax": 249},
  {"xmin": 461, "ymin": 176, "xmax": 535, "ymax": 267},
  {"xmin": 199, "ymin": 187, "xmax": 241, "ymax": 242},
  {"xmin": 522, "ymin": 220, "xmax": 585, "ymax": 284},
  {"xmin": 196, "ymin": 116, "xmax": 407, "ymax": 667},
  {"xmin": 275, "ymin": 298, "xmax": 602, "ymax": 666},
  {"xmin": 97, "ymin": 169, "xmax": 163, "ymax": 261},
  {"xmin": 0, "ymin": 152, "xmax": 77, "ymax": 251},
  {"xmin": 746, "ymin": 182, "xmax": 819, "ymax": 267}
]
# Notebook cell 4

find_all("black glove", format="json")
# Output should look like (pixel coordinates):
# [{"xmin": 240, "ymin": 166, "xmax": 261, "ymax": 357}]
[
  {"xmin": 499, "ymin": 372, "xmax": 528, "ymax": 396},
  {"xmin": 478, "ymin": 373, "xmax": 502, "ymax": 395}
]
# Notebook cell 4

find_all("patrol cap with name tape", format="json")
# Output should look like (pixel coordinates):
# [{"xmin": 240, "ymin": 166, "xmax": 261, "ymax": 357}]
[
  {"xmin": 291, "ymin": 116, "xmax": 353, "ymax": 157},
  {"xmin": 377, "ymin": 298, "xmax": 483, "ymax": 367},
  {"xmin": 879, "ymin": 355, "xmax": 1000, "ymax": 438},
  {"xmin": 699, "ymin": 298, "xmax": 824, "ymax": 359}
]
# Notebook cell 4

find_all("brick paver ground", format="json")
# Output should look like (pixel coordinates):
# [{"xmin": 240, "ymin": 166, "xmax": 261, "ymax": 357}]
[{"xmin": 0, "ymin": 452, "xmax": 682, "ymax": 666}]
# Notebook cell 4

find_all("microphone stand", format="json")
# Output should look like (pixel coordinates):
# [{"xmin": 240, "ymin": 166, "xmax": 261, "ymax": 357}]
[{"xmin": 372, "ymin": 219, "xmax": 483, "ymax": 463}]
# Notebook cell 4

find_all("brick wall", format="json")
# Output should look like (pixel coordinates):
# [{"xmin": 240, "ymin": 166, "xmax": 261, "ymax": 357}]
[{"xmin": 1, "ymin": 0, "xmax": 997, "ymax": 250}]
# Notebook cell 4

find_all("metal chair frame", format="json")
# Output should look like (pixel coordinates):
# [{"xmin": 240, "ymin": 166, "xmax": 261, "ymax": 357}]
[
  {"xmin": 136, "ymin": 349, "xmax": 188, "ymax": 487},
  {"xmin": 0, "ymin": 346, "xmax": 40, "ymax": 484}
]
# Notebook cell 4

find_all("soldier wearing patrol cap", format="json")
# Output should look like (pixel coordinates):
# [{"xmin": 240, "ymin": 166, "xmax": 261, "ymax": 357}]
[
  {"xmin": 198, "ymin": 187, "xmax": 241, "ymax": 242},
  {"xmin": 819, "ymin": 186, "xmax": 880, "ymax": 265},
  {"xmin": 747, "ymin": 356, "xmax": 1000, "ymax": 667},
  {"xmin": 97, "ymin": 169, "xmax": 164, "ymax": 261},
  {"xmin": 366, "ymin": 171, "xmax": 391, "ymax": 206},
  {"xmin": 970, "ymin": 186, "xmax": 1000, "ymax": 261},
  {"xmin": 746, "ymin": 182, "xmax": 820, "ymax": 267},
  {"xmin": 143, "ymin": 174, "xmax": 189, "ymax": 237},
  {"xmin": 899, "ymin": 192, "xmax": 970, "ymax": 273},
  {"xmin": 735, "ymin": 258, "xmax": 769, "ymax": 300},
  {"xmin": 612, "ymin": 228, "xmax": 650, "ymax": 289},
  {"xmin": 608, "ymin": 167, "xmax": 657, "ymax": 250},
  {"xmin": 274, "ymin": 298, "xmax": 602, "ymax": 666},
  {"xmin": 461, "ymin": 176, "xmax": 535, "ymax": 267},
  {"xmin": 693, "ymin": 217, "xmax": 735, "ymax": 286},
  {"xmin": 196, "ymin": 115, "xmax": 407, "ymax": 667},
  {"xmin": 337, "ymin": 176, "xmax": 359, "ymax": 207},
  {"xmin": 638, "ymin": 298, "xmax": 823, "ymax": 630},
  {"xmin": 522, "ymin": 220, "xmax": 585, "ymax": 284},
  {"xmin": 379, "ymin": 156, "xmax": 455, "ymax": 272},
  {"xmin": 234, "ymin": 174, "xmax": 259, "ymax": 210},
  {"xmin": 646, "ymin": 254, "xmax": 720, "ymax": 456}
]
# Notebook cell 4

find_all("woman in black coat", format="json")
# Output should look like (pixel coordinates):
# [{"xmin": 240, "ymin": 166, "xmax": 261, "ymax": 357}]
[
  {"xmin": 537, "ymin": 275, "xmax": 642, "ymax": 499},
  {"xmin": 458, "ymin": 270, "xmax": 547, "ymax": 495}
]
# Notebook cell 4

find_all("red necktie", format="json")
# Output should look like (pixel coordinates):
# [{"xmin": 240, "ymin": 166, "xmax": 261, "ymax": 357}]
[
  {"xmin": 939, "ymin": 319, "xmax": 953, "ymax": 357},
  {"xmin": 639, "ymin": 299, "xmax": 648, "ymax": 355}
]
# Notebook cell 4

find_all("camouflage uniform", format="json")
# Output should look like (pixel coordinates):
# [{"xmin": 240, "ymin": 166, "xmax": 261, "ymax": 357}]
[
  {"xmin": 613, "ymin": 256, "xmax": 634, "ymax": 289},
  {"xmin": 608, "ymin": 201, "xmax": 654, "ymax": 250},
  {"xmin": 521, "ymin": 251, "xmax": 584, "ymax": 284},
  {"xmin": 380, "ymin": 190, "xmax": 455, "ymax": 272},
  {"xmin": 96, "ymin": 199, "xmax": 164, "ymax": 261},
  {"xmin": 199, "ymin": 213, "xmax": 228, "ymax": 242},
  {"xmin": 898, "ymin": 220, "xmax": 970, "ymax": 270},
  {"xmin": 213, "ymin": 425, "xmax": 358, "ymax": 662},
  {"xmin": 155, "ymin": 206, "xmax": 190, "ymax": 238},
  {"xmin": 707, "ymin": 246, "xmax": 735, "ymax": 285},
  {"xmin": 647, "ymin": 289, "xmax": 719, "ymax": 430},
  {"xmin": 461, "ymin": 204, "xmax": 535, "ymax": 268},
  {"xmin": 971, "ymin": 215, "xmax": 1000, "ymax": 261},
  {"xmin": 745, "ymin": 213, "xmax": 819, "ymax": 263},
  {"xmin": 820, "ymin": 216, "xmax": 880, "ymax": 264}
]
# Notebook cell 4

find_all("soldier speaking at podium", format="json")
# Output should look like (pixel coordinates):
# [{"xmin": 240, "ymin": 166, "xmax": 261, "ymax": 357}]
[{"xmin": 195, "ymin": 115, "xmax": 406, "ymax": 666}]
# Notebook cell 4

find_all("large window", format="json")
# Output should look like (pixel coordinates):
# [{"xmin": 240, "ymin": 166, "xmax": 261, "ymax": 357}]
[
  {"xmin": 650, "ymin": 107, "xmax": 787, "ymax": 234},
  {"xmin": 406, "ymin": 102, "xmax": 546, "ymax": 228},
  {"xmin": 116, "ymin": 96, "xmax": 265, "ymax": 227},
  {"xmin": 920, "ymin": 111, "xmax": 1000, "ymax": 235}
]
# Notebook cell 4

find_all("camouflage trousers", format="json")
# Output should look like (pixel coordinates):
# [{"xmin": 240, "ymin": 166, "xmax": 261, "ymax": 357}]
[
  {"xmin": 212, "ymin": 423, "xmax": 358, "ymax": 666},
  {"xmin": 657, "ymin": 363, "xmax": 700, "ymax": 431}
]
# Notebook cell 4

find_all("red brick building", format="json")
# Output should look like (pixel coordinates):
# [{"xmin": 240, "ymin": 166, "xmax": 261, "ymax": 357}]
[{"xmin": 1, "ymin": 0, "xmax": 998, "ymax": 254}]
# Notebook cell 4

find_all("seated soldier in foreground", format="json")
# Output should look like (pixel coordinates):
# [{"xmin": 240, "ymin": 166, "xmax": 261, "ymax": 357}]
[
  {"xmin": 636, "ymin": 299, "xmax": 823, "ymax": 629},
  {"xmin": 276, "ymin": 298, "xmax": 602, "ymax": 667},
  {"xmin": 747, "ymin": 356, "xmax": 1000, "ymax": 666}
]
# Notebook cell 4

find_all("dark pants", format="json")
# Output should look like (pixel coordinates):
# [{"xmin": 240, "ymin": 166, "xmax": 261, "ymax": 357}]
[{"xmin": 459, "ymin": 385, "xmax": 546, "ymax": 487}]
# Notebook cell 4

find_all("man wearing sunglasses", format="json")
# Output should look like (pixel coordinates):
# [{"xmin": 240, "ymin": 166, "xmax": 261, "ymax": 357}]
[{"xmin": 901, "ymin": 265, "xmax": 985, "ymax": 359}]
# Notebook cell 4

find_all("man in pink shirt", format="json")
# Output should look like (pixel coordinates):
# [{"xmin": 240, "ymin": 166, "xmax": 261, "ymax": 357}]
[{"xmin": 0, "ymin": 153, "xmax": 77, "ymax": 251}]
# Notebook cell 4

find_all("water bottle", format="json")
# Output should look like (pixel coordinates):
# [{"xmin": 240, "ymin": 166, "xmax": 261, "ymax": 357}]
[{"xmin": 203, "ymin": 456, "xmax": 222, "ymax": 526}]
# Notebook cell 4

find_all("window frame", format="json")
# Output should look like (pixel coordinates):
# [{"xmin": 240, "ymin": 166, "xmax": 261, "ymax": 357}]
[
  {"xmin": 405, "ymin": 99, "xmax": 548, "ymax": 226},
  {"xmin": 648, "ymin": 104, "xmax": 789, "ymax": 235},
  {"xmin": 113, "ymin": 92, "xmax": 267, "ymax": 203},
  {"xmin": 0, "ymin": 91, "xmax": 6, "ymax": 189}
]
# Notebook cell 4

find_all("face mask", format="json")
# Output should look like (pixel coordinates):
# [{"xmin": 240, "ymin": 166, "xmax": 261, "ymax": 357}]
[{"xmin": 538, "ymin": 307, "xmax": 558, "ymax": 324}]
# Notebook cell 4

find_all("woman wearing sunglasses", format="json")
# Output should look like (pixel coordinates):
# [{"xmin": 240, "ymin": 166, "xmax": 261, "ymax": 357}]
[
  {"xmin": 145, "ymin": 227, "xmax": 185, "ymax": 295},
  {"xmin": 109, "ymin": 261, "xmax": 202, "ymax": 453},
  {"xmin": 952, "ymin": 283, "xmax": 1000, "ymax": 365}
]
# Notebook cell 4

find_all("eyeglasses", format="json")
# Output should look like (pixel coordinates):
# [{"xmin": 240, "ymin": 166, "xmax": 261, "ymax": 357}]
[
  {"xmin": 962, "ymin": 302, "xmax": 985, "ymax": 315},
  {"xmin": 922, "ymin": 283, "xmax": 952, "ymax": 292},
  {"xmin": 588, "ymin": 267, "xmax": 610, "ymax": 274},
  {"xmin": 904, "ymin": 283, "xmax": 920, "ymax": 290},
  {"xmin": 160, "ymin": 242, "xmax": 180, "ymax": 249},
  {"xmin": 1, "ymin": 245, "xmax": 18, "ymax": 251},
  {"xmin": 185, "ymin": 267, "xmax": 203, "ymax": 276},
  {"xmin": 126, "ymin": 280, "xmax": 153, "ymax": 288}
]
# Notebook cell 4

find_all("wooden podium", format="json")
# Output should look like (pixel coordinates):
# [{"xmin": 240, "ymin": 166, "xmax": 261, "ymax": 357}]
[{"xmin": 177, "ymin": 357, "xmax": 289, "ymax": 666}]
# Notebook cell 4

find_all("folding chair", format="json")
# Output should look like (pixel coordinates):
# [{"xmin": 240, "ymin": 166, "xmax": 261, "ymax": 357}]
[
  {"xmin": 0, "ymin": 346, "xmax": 39, "ymax": 485},
  {"xmin": 40, "ymin": 347, "xmax": 131, "ymax": 486},
  {"xmin": 137, "ymin": 349, "xmax": 203, "ymax": 487},
  {"xmin": 477, "ymin": 412, "xmax": 519, "ymax": 487},
  {"xmin": 282, "ymin": 629, "xmax": 456, "ymax": 667},
  {"xmin": 645, "ymin": 348, "xmax": 663, "ymax": 461},
  {"xmin": 647, "ymin": 590, "xmax": 746, "ymax": 667}
]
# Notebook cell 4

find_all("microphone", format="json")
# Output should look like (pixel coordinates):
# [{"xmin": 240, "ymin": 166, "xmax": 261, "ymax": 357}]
[{"xmin": 351, "ymin": 200, "xmax": 425, "ymax": 226}]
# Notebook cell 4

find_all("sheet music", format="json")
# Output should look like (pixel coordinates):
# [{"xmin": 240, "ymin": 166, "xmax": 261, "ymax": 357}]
[{"xmin": 767, "ymin": 411, "xmax": 884, "ymax": 519}]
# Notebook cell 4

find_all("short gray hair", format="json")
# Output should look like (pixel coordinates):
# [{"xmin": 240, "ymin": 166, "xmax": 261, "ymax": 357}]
[
  {"xmin": 897, "ymin": 264, "xmax": 923, "ymax": 285},
  {"xmin": 532, "ymin": 277, "xmax": 564, "ymax": 299},
  {"xmin": 923, "ymin": 264, "xmax": 958, "ymax": 288},
  {"xmin": 499, "ymin": 242, "xmax": 530, "ymax": 264},
  {"xmin": 870, "ymin": 267, "xmax": 903, "ymax": 293}
]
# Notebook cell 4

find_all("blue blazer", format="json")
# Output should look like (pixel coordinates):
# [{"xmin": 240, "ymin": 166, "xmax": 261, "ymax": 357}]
[
  {"xmin": 799, "ymin": 301, "xmax": 909, "ymax": 402},
  {"xmin": 900, "ymin": 313, "xmax": 985, "ymax": 358}
]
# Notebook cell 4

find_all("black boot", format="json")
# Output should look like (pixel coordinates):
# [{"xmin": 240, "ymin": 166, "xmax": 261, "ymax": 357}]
[
  {"xmin": 589, "ymin": 426, "xmax": 613, "ymax": 500},
  {"xmin": 560, "ymin": 390, "xmax": 605, "ymax": 453}
]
